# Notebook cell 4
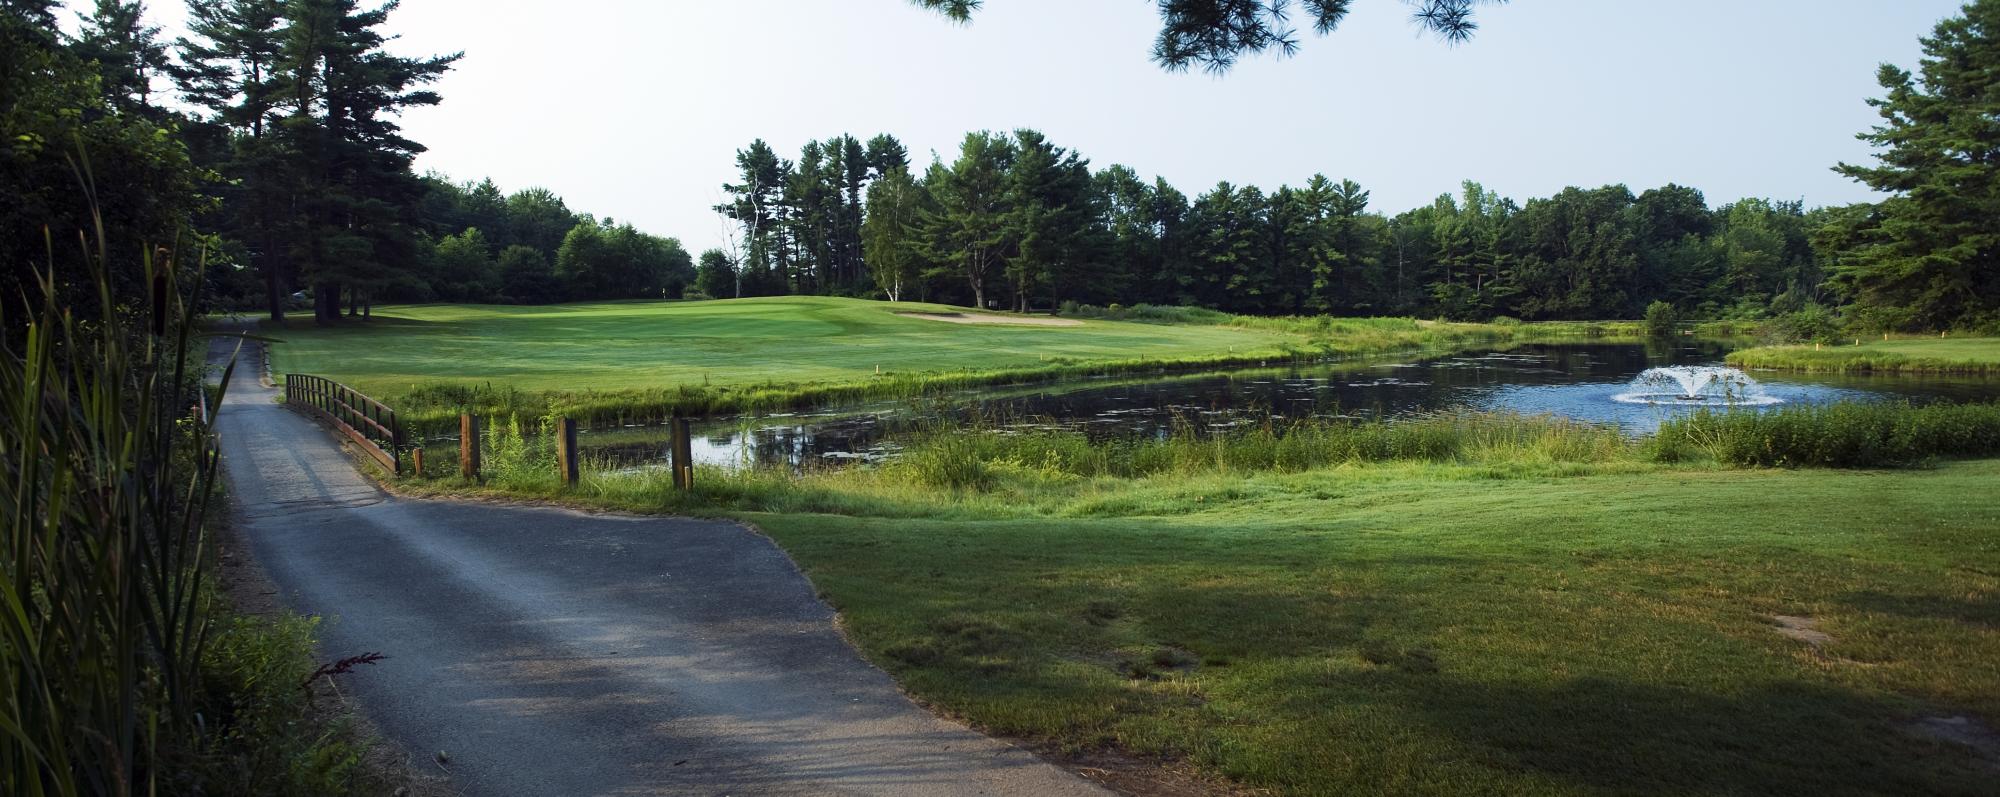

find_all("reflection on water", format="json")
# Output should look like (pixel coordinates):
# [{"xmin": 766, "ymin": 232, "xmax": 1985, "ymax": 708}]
[{"xmin": 576, "ymin": 340, "xmax": 2000, "ymax": 471}]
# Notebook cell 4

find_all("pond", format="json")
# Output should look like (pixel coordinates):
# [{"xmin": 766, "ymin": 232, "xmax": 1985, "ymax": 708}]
[{"xmin": 575, "ymin": 340, "xmax": 2000, "ymax": 471}]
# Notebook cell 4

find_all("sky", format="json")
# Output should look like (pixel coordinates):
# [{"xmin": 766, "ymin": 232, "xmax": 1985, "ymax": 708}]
[{"xmin": 134, "ymin": 0, "xmax": 1965, "ymax": 251}]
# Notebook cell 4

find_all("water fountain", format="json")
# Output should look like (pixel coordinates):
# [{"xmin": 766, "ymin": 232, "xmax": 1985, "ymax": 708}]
[{"xmin": 1612, "ymin": 366, "xmax": 1782, "ymax": 406}]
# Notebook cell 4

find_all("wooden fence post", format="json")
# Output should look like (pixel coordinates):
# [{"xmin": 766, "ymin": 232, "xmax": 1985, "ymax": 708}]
[
  {"xmin": 412, "ymin": 447, "xmax": 425, "ymax": 478},
  {"xmin": 556, "ymin": 417, "xmax": 579, "ymax": 487},
  {"xmin": 671, "ymin": 416, "xmax": 693, "ymax": 490},
  {"xmin": 461, "ymin": 413, "xmax": 481, "ymax": 480}
]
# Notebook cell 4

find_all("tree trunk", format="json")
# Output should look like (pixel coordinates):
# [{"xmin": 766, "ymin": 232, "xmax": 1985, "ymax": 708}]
[
  {"xmin": 265, "ymin": 263, "xmax": 285, "ymax": 323},
  {"xmin": 969, "ymin": 250, "xmax": 986, "ymax": 309},
  {"xmin": 314, "ymin": 281, "xmax": 342, "ymax": 324}
]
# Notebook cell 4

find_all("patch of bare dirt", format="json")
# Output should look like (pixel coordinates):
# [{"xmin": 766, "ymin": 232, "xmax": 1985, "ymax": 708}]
[
  {"xmin": 899, "ymin": 311, "xmax": 1083, "ymax": 326},
  {"xmin": 1911, "ymin": 715, "xmax": 2000, "ymax": 771},
  {"xmin": 1053, "ymin": 747, "xmax": 1268, "ymax": 797},
  {"xmin": 1771, "ymin": 615, "xmax": 1834, "ymax": 648}
]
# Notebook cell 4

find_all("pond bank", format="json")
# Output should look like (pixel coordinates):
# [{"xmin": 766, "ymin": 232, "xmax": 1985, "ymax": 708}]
[{"xmin": 1728, "ymin": 336, "xmax": 2000, "ymax": 374}]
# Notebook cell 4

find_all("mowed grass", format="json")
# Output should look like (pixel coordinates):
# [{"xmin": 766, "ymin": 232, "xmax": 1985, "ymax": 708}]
[
  {"xmin": 261, "ymin": 296, "xmax": 1302, "ymax": 395},
  {"xmin": 1730, "ymin": 337, "xmax": 2000, "ymax": 375},
  {"xmin": 745, "ymin": 461, "xmax": 2000, "ymax": 795}
]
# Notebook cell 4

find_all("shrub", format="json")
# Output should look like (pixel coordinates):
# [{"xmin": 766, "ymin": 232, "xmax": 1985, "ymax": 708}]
[
  {"xmin": 1644, "ymin": 300, "xmax": 1679, "ymax": 337},
  {"xmin": 1770, "ymin": 304, "xmax": 1841, "ymax": 343}
]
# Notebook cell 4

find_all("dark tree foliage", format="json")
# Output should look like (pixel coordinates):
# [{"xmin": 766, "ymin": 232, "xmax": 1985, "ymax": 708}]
[
  {"xmin": 911, "ymin": 0, "xmax": 1503, "ymax": 72},
  {"xmin": 1831, "ymin": 0, "xmax": 2000, "ymax": 330},
  {"xmin": 1, "ymin": 3, "xmax": 203, "ymax": 318},
  {"xmin": 721, "ymin": 125, "xmax": 1850, "ymax": 322}
]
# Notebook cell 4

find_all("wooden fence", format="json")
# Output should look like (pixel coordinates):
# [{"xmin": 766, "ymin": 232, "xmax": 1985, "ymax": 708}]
[{"xmin": 284, "ymin": 374, "xmax": 403, "ymax": 475}]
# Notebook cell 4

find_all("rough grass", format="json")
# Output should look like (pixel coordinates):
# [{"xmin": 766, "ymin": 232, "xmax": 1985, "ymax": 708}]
[
  {"xmin": 388, "ymin": 406, "xmax": 2000, "ymax": 795},
  {"xmin": 404, "ymin": 446, "xmax": 2000, "ymax": 795},
  {"xmin": 747, "ymin": 461, "xmax": 2000, "ymax": 796},
  {"xmin": 259, "ymin": 296, "xmax": 1640, "ymax": 434},
  {"xmin": 1728, "ymin": 337, "xmax": 2000, "ymax": 374}
]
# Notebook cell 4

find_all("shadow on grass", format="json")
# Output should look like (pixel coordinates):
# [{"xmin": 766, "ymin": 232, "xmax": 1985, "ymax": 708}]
[
  {"xmin": 1266, "ymin": 667, "xmax": 1992, "ymax": 795},
  {"xmin": 1841, "ymin": 590, "xmax": 2000, "ymax": 629}
]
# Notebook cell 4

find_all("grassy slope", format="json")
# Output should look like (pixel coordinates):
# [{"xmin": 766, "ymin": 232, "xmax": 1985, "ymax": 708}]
[
  {"xmin": 739, "ymin": 462, "xmax": 1999, "ymax": 795},
  {"xmin": 1729, "ymin": 337, "xmax": 2000, "ymax": 374},
  {"xmin": 262, "ymin": 297, "xmax": 1300, "ymax": 395}
]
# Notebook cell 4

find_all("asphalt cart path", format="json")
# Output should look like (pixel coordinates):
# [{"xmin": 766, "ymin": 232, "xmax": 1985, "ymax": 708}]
[{"xmin": 210, "ymin": 337, "xmax": 1102, "ymax": 796}]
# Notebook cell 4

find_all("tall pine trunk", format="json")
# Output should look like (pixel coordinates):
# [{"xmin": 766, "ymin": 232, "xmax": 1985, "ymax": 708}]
[{"xmin": 265, "ymin": 265, "xmax": 284, "ymax": 323}]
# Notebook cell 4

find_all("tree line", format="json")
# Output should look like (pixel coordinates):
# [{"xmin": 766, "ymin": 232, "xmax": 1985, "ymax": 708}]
[
  {"xmin": 7, "ymin": 0, "xmax": 1997, "ymax": 332},
  {"xmin": 2, "ymin": 0, "xmax": 693, "ymax": 326},
  {"xmin": 708, "ymin": 130, "xmax": 1836, "ymax": 323}
]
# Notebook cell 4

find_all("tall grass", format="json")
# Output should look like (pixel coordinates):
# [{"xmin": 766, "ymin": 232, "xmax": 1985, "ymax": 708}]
[
  {"xmin": 407, "ymin": 400, "xmax": 2000, "ymax": 523},
  {"xmin": 892, "ymin": 411, "xmax": 1633, "ymax": 489},
  {"xmin": 3, "ymin": 208, "xmax": 387, "ymax": 793},
  {"xmin": 2, "ymin": 232, "xmax": 223, "ymax": 793},
  {"xmin": 1653, "ymin": 401, "xmax": 2000, "ymax": 467}
]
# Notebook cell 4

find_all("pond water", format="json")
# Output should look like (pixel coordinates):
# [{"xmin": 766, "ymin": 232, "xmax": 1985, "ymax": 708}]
[{"xmin": 576, "ymin": 340, "xmax": 2000, "ymax": 470}]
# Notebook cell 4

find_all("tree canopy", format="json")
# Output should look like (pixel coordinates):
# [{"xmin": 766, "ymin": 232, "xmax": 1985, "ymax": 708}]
[
  {"xmin": 1831, "ymin": 0, "xmax": 2000, "ymax": 330},
  {"xmin": 911, "ymin": 0, "xmax": 1503, "ymax": 72}
]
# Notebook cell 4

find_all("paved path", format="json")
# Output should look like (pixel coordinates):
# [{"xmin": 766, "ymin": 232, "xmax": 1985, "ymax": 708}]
[{"xmin": 211, "ymin": 338, "xmax": 1102, "ymax": 796}]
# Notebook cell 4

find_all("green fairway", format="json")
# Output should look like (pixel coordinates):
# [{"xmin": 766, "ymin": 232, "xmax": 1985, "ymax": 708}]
[
  {"xmin": 1729, "ymin": 337, "xmax": 2000, "ymax": 374},
  {"xmin": 261, "ymin": 296, "xmax": 1303, "ymax": 395}
]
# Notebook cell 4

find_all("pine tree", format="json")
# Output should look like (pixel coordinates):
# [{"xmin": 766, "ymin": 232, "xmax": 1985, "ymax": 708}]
[
  {"xmin": 269, "ymin": 0, "xmax": 458, "ymax": 322},
  {"xmin": 1831, "ymin": 0, "xmax": 2000, "ymax": 329},
  {"xmin": 74, "ymin": 0, "xmax": 171, "ymax": 113},
  {"xmin": 921, "ymin": 132, "xmax": 1015, "ymax": 309},
  {"xmin": 717, "ymin": 139, "xmax": 787, "ymax": 297},
  {"xmin": 1005, "ymin": 129, "xmax": 1096, "ymax": 311}
]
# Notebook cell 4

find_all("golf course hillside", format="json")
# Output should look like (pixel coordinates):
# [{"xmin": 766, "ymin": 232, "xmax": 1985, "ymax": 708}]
[
  {"xmin": 265, "ymin": 296, "xmax": 1303, "ymax": 394},
  {"xmin": 261, "ymin": 296, "xmax": 1625, "ymax": 430}
]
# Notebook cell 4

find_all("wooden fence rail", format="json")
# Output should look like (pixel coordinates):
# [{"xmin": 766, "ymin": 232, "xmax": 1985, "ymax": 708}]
[{"xmin": 284, "ymin": 374, "xmax": 403, "ymax": 475}]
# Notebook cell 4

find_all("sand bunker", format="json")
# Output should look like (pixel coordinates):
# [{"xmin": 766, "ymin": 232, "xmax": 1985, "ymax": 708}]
[{"xmin": 899, "ymin": 312, "xmax": 1082, "ymax": 327}]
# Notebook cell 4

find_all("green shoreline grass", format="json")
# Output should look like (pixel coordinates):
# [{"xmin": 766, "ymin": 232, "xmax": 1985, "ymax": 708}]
[
  {"xmin": 379, "ymin": 406, "xmax": 2000, "ymax": 796},
  {"xmin": 1728, "ymin": 337, "xmax": 2000, "ymax": 375},
  {"xmin": 260, "ymin": 296, "xmax": 1640, "ymax": 433}
]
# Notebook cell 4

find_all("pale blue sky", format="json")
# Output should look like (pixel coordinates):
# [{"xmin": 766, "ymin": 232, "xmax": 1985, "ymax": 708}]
[{"xmin": 142, "ymin": 0, "xmax": 1963, "ymax": 251}]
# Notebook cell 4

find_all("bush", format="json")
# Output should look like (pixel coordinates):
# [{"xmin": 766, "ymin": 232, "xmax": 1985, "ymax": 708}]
[
  {"xmin": 1644, "ymin": 300, "xmax": 1679, "ymax": 337},
  {"xmin": 1770, "ymin": 303, "xmax": 1841, "ymax": 343}
]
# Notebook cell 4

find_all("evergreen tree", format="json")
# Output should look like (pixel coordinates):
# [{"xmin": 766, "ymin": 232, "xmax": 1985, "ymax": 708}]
[
  {"xmin": 921, "ymin": 132, "xmax": 1015, "ymax": 309},
  {"xmin": 272, "ymin": 0, "xmax": 459, "ymax": 322},
  {"xmin": 717, "ymin": 139, "xmax": 787, "ymax": 296},
  {"xmin": 1005, "ymin": 129, "xmax": 1096, "ymax": 310},
  {"xmin": 1831, "ymin": 0, "xmax": 2000, "ymax": 329},
  {"xmin": 74, "ymin": 0, "xmax": 172, "ymax": 113},
  {"xmin": 914, "ymin": 0, "xmax": 1499, "ymax": 73},
  {"xmin": 864, "ymin": 132, "xmax": 909, "ymax": 177}
]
